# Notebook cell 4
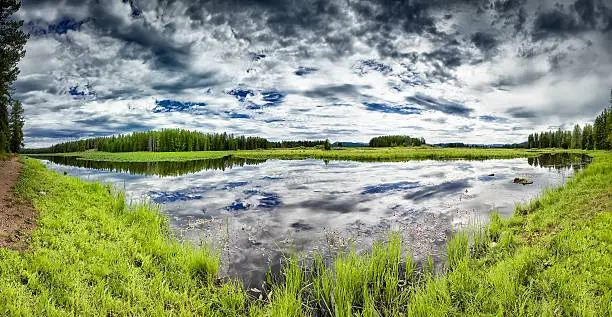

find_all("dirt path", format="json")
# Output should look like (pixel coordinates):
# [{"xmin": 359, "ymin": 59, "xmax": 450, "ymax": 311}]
[{"xmin": 0, "ymin": 156, "xmax": 37, "ymax": 250}]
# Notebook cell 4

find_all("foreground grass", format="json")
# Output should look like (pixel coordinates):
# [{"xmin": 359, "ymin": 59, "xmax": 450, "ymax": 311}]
[
  {"xmin": 31, "ymin": 147, "xmax": 583, "ymax": 162},
  {"xmin": 1, "ymin": 151, "xmax": 610, "ymax": 316},
  {"xmin": 0, "ymin": 158, "xmax": 247, "ymax": 315}
]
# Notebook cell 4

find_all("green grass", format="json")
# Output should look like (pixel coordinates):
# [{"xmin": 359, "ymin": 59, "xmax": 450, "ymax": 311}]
[
  {"xmin": 0, "ymin": 158, "xmax": 247, "ymax": 316},
  {"xmin": 1, "ymin": 150, "xmax": 610, "ymax": 316},
  {"xmin": 29, "ymin": 147, "xmax": 585, "ymax": 163},
  {"xmin": 0, "ymin": 152, "xmax": 13, "ymax": 161}
]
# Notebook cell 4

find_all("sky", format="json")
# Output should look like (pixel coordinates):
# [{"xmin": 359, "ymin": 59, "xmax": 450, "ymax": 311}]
[{"xmin": 14, "ymin": 0, "xmax": 612, "ymax": 148}]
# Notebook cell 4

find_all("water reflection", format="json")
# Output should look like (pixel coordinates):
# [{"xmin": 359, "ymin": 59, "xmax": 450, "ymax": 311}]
[
  {"xmin": 35, "ymin": 152, "xmax": 590, "ymax": 288},
  {"xmin": 29, "ymin": 155, "xmax": 266, "ymax": 176},
  {"xmin": 527, "ymin": 153, "xmax": 592, "ymax": 170}
]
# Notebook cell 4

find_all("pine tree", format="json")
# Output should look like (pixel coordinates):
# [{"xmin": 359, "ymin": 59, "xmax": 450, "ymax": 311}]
[
  {"xmin": 1, "ymin": 1, "xmax": 28, "ymax": 153},
  {"xmin": 572, "ymin": 124, "xmax": 582, "ymax": 149},
  {"xmin": 0, "ymin": 99, "xmax": 8, "ymax": 153},
  {"xmin": 8, "ymin": 99, "xmax": 23, "ymax": 152},
  {"xmin": 582, "ymin": 124, "xmax": 593, "ymax": 150}
]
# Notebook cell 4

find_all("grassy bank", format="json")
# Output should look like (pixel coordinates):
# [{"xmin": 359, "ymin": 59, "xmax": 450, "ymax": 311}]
[
  {"xmin": 0, "ymin": 158, "xmax": 247, "ymax": 315},
  {"xmin": 30, "ymin": 147, "xmax": 583, "ymax": 162},
  {"xmin": 1, "ymin": 151, "xmax": 610, "ymax": 315}
]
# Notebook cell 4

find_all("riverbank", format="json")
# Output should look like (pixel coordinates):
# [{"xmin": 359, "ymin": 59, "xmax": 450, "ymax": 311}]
[
  {"xmin": 30, "ymin": 147, "xmax": 584, "ymax": 162},
  {"xmin": 1, "ymin": 151, "xmax": 610, "ymax": 315}
]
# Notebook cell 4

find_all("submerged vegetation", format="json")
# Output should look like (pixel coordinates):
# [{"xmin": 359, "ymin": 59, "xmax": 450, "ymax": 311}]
[{"xmin": 1, "ymin": 150, "xmax": 610, "ymax": 315}]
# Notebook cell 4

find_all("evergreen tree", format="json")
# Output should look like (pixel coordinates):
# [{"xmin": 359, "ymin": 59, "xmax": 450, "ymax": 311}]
[
  {"xmin": 8, "ymin": 99, "xmax": 23, "ymax": 152},
  {"xmin": 369, "ymin": 135, "xmax": 426, "ymax": 147},
  {"xmin": 527, "ymin": 134, "xmax": 534, "ymax": 148},
  {"xmin": 571, "ymin": 124, "xmax": 582, "ymax": 149},
  {"xmin": 582, "ymin": 124, "xmax": 593, "ymax": 150},
  {"xmin": 0, "ymin": 98, "xmax": 7, "ymax": 153},
  {"xmin": 0, "ymin": 0, "xmax": 28, "ymax": 153}
]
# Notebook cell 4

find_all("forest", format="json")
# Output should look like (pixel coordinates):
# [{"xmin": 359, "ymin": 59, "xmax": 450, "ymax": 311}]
[
  {"xmin": 368, "ymin": 135, "xmax": 426, "ymax": 147},
  {"xmin": 22, "ymin": 129, "xmax": 332, "ymax": 153},
  {"xmin": 526, "ymin": 107, "xmax": 612, "ymax": 150}
]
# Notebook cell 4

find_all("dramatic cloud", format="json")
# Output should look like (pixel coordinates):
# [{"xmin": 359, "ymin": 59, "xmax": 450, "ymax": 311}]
[{"xmin": 14, "ymin": 0, "xmax": 612, "ymax": 147}]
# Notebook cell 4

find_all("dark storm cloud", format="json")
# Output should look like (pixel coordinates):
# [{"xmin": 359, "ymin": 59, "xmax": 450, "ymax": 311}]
[
  {"xmin": 13, "ymin": 77, "xmax": 59, "ymax": 94},
  {"xmin": 17, "ymin": 0, "xmax": 612, "ymax": 147},
  {"xmin": 149, "ymin": 72, "xmax": 220, "ymax": 94},
  {"xmin": 295, "ymin": 66, "xmax": 318, "ymax": 76},
  {"xmin": 26, "ymin": 17, "xmax": 90, "ymax": 36},
  {"xmin": 23, "ymin": 0, "xmax": 193, "ymax": 70},
  {"xmin": 493, "ymin": 0, "xmax": 525, "ymax": 13},
  {"xmin": 406, "ymin": 94, "xmax": 473, "ymax": 117},
  {"xmin": 25, "ymin": 128, "xmax": 114, "ymax": 139},
  {"xmin": 72, "ymin": 114, "xmax": 156, "ymax": 131},
  {"xmin": 531, "ymin": 0, "xmax": 611, "ymax": 40},
  {"xmin": 479, "ymin": 115, "xmax": 510, "ymax": 123},
  {"xmin": 505, "ymin": 106, "xmax": 538, "ymax": 118},
  {"xmin": 301, "ymin": 84, "xmax": 370, "ymax": 99},
  {"xmin": 471, "ymin": 32, "xmax": 498, "ymax": 52}
]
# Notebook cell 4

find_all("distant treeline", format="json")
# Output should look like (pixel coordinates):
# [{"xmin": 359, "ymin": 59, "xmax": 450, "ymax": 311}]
[
  {"xmin": 527, "ymin": 107, "xmax": 612, "ymax": 150},
  {"xmin": 435, "ymin": 142, "xmax": 528, "ymax": 148},
  {"xmin": 23, "ymin": 129, "xmax": 331, "ymax": 153},
  {"xmin": 270, "ymin": 140, "xmax": 330, "ymax": 149},
  {"xmin": 369, "ymin": 135, "xmax": 426, "ymax": 147}
]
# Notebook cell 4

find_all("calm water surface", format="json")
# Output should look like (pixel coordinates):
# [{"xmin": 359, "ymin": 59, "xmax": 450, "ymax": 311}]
[{"xmin": 34, "ymin": 153, "xmax": 590, "ymax": 287}]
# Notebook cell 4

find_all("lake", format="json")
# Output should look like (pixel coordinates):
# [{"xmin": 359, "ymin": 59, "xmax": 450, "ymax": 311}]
[{"xmin": 34, "ymin": 153, "xmax": 590, "ymax": 288}]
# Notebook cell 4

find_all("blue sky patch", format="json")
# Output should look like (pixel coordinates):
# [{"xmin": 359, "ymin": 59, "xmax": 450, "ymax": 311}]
[
  {"xmin": 153, "ymin": 100, "xmax": 207, "ymax": 113},
  {"xmin": 227, "ymin": 89, "xmax": 255, "ymax": 102},
  {"xmin": 225, "ymin": 112, "xmax": 250, "ymax": 119},
  {"xmin": 244, "ymin": 90, "xmax": 286, "ymax": 109},
  {"xmin": 363, "ymin": 102, "xmax": 422, "ymax": 115},
  {"xmin": 68, "ymin": 84, "xmax": 95, "ymax": 99},
  {"xmin": 262, "ymin": 90, "xmax": 285, "ymax": 106}
]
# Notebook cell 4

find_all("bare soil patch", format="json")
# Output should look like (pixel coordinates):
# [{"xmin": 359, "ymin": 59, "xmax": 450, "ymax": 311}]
[{"xmin": 0, "ymin": 156, "xmax": 37, "ymax": 250}]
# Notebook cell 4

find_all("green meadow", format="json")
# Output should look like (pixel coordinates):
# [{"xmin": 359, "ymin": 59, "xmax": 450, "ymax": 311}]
[
  {"xmin": 0, "ymin": 149, "xmax": 610, "ymax": 316},
  {"xmin": 30, "ymin": 146, "xmax": 584, "ymax": 162}
]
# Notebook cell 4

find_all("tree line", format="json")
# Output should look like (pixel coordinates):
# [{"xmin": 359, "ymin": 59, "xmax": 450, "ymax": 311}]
[
  {"xmin": 369, "ymin": 135, "xmax": 426, "ymax": 147},
  {"xmin": 527, "ymin": 107, "xmax": 612, "ymax": 150},
  {"xmin": 23, "ymin": 129, "xmax": 333, "ymax": 153},
  {"xmin": 0, "ymin": 1, "xmax": 27, "ymax": 154}
]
